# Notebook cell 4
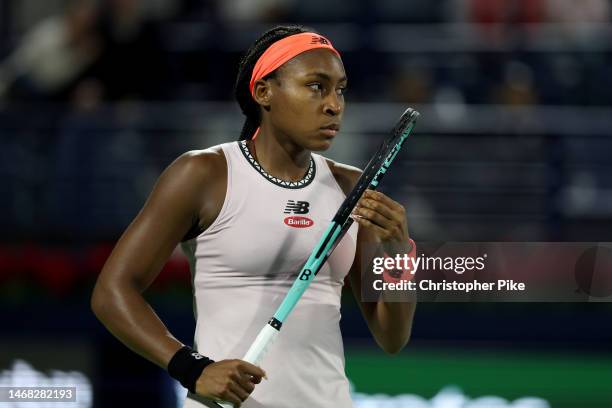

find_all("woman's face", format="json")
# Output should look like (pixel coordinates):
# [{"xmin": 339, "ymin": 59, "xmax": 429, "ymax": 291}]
[{"xmin": 263, "ymin": 48, "xmax": 347, "ymax": 151}]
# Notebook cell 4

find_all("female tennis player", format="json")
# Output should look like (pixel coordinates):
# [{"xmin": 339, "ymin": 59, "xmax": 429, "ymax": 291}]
[{"xmin": 91, "ymin": 25, "xmax": 416, "ymax": 408}]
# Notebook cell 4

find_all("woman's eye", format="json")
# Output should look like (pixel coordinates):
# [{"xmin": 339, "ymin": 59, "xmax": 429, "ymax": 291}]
[
  {"xmin": 337, "ymin": 87, "xmax": 347, "ymax": 95},
  {"xmin": 308, "ymin": 83, "xmax": 323, "ymax": 92}
]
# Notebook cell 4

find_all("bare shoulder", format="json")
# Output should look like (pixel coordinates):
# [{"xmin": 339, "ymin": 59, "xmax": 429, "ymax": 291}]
[
  {"xmin": 146, "ymin": 145, "xmax": 227, "ymax": 236},
  {"xmin": 170, "ymin": 145, "xmax": 226, "ymax": 182},
  {"xmin": 149, "ymin": 144, "xmax": 227, "ymax": 214},
  {"xmin": 324, "ymin": 157, "xmax": 362, "ymax": 196},
  {"xmin": 170, "ymin": 146, "xmax": 227, "ymax": 176}
]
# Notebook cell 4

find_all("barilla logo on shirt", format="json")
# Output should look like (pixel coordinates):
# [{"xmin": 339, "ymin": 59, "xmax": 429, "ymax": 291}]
[
  {"xmin": 283, "ymin": 200, "xmax": 313, "ymax": 228},
  {"xmin": 284, "ymin": 216, "xmax": 314, "ymax": 228}
]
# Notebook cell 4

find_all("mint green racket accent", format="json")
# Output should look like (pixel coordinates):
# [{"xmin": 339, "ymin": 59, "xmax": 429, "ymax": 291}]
[
  {"xmin": 274, "ymin": 222, "xmax": 342, "ymax": 322},
  {"xmin": 384, "ymin": 123, "xmax": 413, "ymax": 166},
  {"xmin": 371, "ymin": 122, "xmax": 414, "ymax": 188}
]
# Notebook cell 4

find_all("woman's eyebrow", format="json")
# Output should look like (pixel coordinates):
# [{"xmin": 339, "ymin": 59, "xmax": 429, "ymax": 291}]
[{"xmin": 305, "ymin": 72, "xmax": 348, "ymax": 83}]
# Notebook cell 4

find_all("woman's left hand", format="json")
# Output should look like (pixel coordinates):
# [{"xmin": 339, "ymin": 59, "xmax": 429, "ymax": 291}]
[{"xmin": 351, "ymin": 189, "xmax": 411, "ymax": 255}]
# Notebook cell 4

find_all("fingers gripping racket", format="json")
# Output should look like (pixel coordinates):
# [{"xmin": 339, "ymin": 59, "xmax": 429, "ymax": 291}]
[{"xmin": 216, "ymin": 108, "xmax": 419, "ymax": 408}]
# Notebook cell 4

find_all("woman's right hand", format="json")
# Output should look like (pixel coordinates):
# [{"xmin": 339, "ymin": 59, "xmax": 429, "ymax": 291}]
[{"xmin": 195, "ymin": 359, "xmax": 267, "ymax": 407}]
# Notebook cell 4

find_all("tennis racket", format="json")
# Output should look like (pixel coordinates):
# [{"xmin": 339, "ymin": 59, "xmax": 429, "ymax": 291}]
[{"xmin": 216, "ymin": 107, "xmax": 419, "ymax": 408}]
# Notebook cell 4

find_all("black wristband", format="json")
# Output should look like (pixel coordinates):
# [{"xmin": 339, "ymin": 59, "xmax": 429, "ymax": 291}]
[{"xmin": 167, "ymin": 346, "xmax": 215, "ymax": 393}]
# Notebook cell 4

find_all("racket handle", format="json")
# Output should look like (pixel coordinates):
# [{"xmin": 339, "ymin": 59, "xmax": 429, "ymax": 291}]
[
  {"xmin": 243, "ymin": 321, "xmax": 280, "ymax": 365},
  {"xmin": 216, "ymin": 321, "xmax": 280, "ymax": 408}
]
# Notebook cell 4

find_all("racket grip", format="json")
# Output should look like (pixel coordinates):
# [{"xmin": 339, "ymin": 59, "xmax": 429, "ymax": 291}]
[
  {"xmin": 216, "ymin": 322, "xmax": 280, "ymax": 408},
  {"xmin": 243, "ymin": 321, "xmax": 280, "ymax": 365}
]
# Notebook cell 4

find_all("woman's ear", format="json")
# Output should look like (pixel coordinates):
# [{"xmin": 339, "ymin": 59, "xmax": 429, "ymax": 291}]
[{"xmin": 252, "ymin": 79, "xmax": 272, "ymax": 109}]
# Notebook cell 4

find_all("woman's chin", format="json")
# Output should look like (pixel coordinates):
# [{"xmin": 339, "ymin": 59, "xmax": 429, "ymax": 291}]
[
  {"xmin": 310, "ymin": 141, "xmax": 332, "ymax": 152},
  {"xmin": 307, "ymin": 135, "xmax": 335, "ymax": 151}
]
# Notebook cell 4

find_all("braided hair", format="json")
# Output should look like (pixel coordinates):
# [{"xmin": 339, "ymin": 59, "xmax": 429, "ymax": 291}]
[{"xmin": 234, "ymin": 25, "xmax": 314, "ymax": 141}]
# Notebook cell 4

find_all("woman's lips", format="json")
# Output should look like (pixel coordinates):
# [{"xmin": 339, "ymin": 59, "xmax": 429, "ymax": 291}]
[
  {"xmin": 320, "ymin": 128, "xmax": 338, "ymax": 137},
  {"xmin": 320, "ymin": 124, "xmax": 340, "ymax": 137}
]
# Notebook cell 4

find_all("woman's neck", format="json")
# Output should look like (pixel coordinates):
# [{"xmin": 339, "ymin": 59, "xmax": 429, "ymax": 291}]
[{"xmin": 250, "ymin": 126, "xmax": 311, "ymax": 182}]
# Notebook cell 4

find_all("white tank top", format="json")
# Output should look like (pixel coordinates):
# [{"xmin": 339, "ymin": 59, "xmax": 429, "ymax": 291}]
[{"xmin": 182, "ymin": 141, "xmax": 358, "ymax": 408}]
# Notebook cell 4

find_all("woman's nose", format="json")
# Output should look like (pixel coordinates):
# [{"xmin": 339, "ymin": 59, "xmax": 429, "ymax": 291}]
[{"xmin": 323, "ymin": 93, "xmax": 342, "ymax": 116}]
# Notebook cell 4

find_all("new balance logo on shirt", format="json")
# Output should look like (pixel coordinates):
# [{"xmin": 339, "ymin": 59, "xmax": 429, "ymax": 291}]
[{"xmin": 284, "ymin": 200, "xmax": 310, "ymax": 214}]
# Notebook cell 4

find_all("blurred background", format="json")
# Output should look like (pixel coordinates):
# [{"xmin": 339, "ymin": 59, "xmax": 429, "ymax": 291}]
[{"xmin": 0, "ymin": 0, "xmax": 611, "ymax": 407}]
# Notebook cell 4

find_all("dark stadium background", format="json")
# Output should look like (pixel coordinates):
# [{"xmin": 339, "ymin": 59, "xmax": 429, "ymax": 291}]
[{"xmin": 1, "ymin": 0, "xmax": 611, "ymax": 407}]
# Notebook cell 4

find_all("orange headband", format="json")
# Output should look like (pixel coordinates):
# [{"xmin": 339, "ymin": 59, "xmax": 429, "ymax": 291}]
[{"xmin": 249, "ymin": 32, "xmax": 340, "ymax": 96}]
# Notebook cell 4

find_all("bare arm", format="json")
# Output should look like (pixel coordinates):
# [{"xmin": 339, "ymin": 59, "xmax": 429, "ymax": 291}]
[
  {"xmin": 91, "ymin": 148, "xmax": 265, "ymax": 406},
  {"xmin": 328, "ymin": 160, "xmax": 416, "ymax": 354},
  {"xmin": 91, "ymin": 149, "xmax": 225, "ymax": 368}
]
